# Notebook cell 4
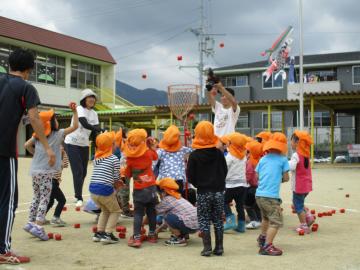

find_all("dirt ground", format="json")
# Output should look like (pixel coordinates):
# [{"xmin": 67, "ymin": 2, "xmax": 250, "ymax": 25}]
[{"xmin": 2, "ymin": 158, "xmax": 360, "ymax": 270}]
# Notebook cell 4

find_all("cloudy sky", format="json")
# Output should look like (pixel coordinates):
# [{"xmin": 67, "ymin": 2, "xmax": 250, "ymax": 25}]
[{"xmin": 1, "ymin": 0, "xmax": 360, "ymax": 90}]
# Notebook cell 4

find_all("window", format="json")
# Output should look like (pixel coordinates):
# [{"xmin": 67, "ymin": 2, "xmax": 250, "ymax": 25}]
[
  {"xmin": 305, "ymin": 69, "xmax": 337, "ymax": 82},
  {"xmin": 236, "ymin": 113, "xmax": 249, "ymax": 128},
  {"xmin": 0, "ymin": 43, "xmax": 10, "ymax": 74},
  {"xmin": 34, "ymin": 52, "xmax": 65, "ymax": 86},
  {"xmin": 262, "ymin": 74, "xmax": 283, "ymax": 89},
  {"xmin": 352, "ymin": 66, "xmax": 360, "ymax": 84},
  {"xmin": 306, "ymin": 111, "xmax": 331, "ymax": 127},
  {"xmin": 262, "ymin": 112, "xmax": 282, "ymax": 130},
  {"xmin": 224, "ymin": 75, "xmax": 248, "ymax": 87},
  {"xmin": 71, "ymin": 60, "xmax": 101, "ymax": 89}
]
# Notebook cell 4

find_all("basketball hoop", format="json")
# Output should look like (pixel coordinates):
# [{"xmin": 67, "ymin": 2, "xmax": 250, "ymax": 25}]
[{"xmin": 168, "ymin": 84, "xmax": 199, "ymax": 199}]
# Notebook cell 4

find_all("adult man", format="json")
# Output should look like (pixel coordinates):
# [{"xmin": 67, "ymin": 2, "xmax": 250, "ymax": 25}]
[
  {"xmin": 0, "ymin": 49, "xmax": 55, "ymax": 264},
  {"xmin": 207, "ymin": 82, "xmax": 240, "ymax": 137}
]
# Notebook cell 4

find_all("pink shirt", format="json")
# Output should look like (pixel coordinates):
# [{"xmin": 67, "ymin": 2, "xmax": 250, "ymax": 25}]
[
  {"xmin": 289, "ymin": 152, "xmax": 312, "ymax": 194},
  {"xmin": 246, "ymin": 160, "xmax": 258, "ymax": 187}
]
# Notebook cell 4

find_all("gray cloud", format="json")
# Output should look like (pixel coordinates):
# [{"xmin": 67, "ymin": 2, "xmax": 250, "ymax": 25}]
[{"xmin": 2, "ymin": 0, "xmax": 360, "ymax": 90}]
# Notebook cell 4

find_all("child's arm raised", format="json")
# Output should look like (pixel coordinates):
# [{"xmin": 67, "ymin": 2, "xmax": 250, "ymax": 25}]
[
  {"xmin": 64, "ymin": 102, "xmax": 79, "ymax": 136},
  {"xmin": 24, "ymin": 137, "xmax": 35, "ymax": 155}
]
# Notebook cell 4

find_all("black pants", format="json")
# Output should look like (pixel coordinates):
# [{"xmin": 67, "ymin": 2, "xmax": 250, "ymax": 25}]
[
  {"xmin": 133, "ymin": 201, "xmax": 157, "ymax": 236},
  {"xmin": 175, "ymin": 180, "xmax": 197, "ymax": 206},
  {"xmin": 224, "ymin": 186, "xmax": 247, "ymax": 221},
  {"xmin": 64, "ymin": 144, "xmax": 89, "ymax": 201},
  {"xmin": 197, "ymin": 192, "xmax": 224, "ymax": 233},
  {"xmin": 0, "ymin": 157, "xmax": 18, "ymax": 254},
  {"xmin": 47, "ymin": 179, "xmax": 66, "ymax": 218},
  {"xmin": 245, "ymin": 187, "xmax": 262, "ymax": 222}
]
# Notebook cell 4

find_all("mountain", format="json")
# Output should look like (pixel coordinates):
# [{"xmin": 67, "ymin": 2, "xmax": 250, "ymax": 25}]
[{"xmin": 115, "ymin": 80, "xmax": 168, "ymax": 106}]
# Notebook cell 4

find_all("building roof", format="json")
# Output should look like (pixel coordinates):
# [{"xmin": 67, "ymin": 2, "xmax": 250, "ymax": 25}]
[
  {"xmin": 215, "ymin": 51, "xmax": 360, "ymax": 72},
  {"xmin": 0, "ymin": 16, "xmax": 116, "ymax": 64}
]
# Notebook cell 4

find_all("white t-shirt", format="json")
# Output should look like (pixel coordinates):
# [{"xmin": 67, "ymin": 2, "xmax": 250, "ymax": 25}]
[
  {"xmin": 212, "ymin": 101, "xmax": 240, "ymax": 137},
  {"xmin": 64, "ymin": 106, "xmax": 99, "ymax": 147},
  {"xmin": 225, "ymin": 153, "xmax": 248, "ymax": 188},
  {"xmin": 289, "ymin": 152, "xmax": 300, "ymax": 192}
]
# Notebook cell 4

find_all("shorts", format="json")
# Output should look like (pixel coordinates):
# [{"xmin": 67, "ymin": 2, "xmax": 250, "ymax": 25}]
[
  {"xmin": 292, "ymin": 192, "xmax": 308, "ymax": 214},
  {"xmin": 256, "ymin": 197, "xmax": 283, "ymax": 228},
  {"xmin": 164, "ymin": 213, "xmax": 197, "ymax": 235}
]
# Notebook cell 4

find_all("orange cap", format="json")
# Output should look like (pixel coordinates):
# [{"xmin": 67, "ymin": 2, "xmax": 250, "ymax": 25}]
[
  {"xmin": 159, "ymin": 125, "xmax": 182, "ymax": 152},
  {"xmin": 156, "ymin": 177, "xmax": 181, "ymax": 199},
  {"xmin": 33, "ymin": 109, "xmax": 55, "ymax": 138},
  {"xmin": 95, "ymin": 131, "xmax": 115, "ymax": 159},
  {"xmin": 191, "ymin": 121, "xmax": 219, "ymax": 149},
  {"xmin": 122, "ymin": 129, "xmax": 148, "ymax": 158},
  {"xmin": 115, "ymin": 128, "xmax": 123, "ymax": 148},
  {"xmin": 293, "ymin": 130, "xmax": 313, "ymax": 158},
  {"xmin": 255, "ymin": 131, "xmax": 272, "ymax": 144},
  {"xmin": 227, "ymin": 133, "xmax": 248, "ymax": 159},
  {"xmin": 246, "ymin": 140, "xmax": 263, "ymax": 166},
  {"xmin": 263, "ymin": 132, "xmax": 288, "ymax": 154}
]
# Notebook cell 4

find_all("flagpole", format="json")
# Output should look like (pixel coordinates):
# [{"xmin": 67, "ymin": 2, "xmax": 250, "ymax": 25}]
[{"xmin": 299, "ymin": 0, "xmax": 304, "ymax": 129}]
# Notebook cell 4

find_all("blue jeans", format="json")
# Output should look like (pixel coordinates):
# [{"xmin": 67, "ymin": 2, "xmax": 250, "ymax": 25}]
[
  {"xmin": 165, "ymin": 213, "xmax": 197, "ymax": 235},
  {"xmin": 293, "ymin": 192, "xmax": 308, "ymax": 214}
]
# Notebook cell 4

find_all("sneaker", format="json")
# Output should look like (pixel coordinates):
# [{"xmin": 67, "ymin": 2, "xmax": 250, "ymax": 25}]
[
  {"xmin": 128, "ymin": 235, "xmax": 142, "ymax": 248},
  {"xmin": 147, "ymin": 233, "xmax": 158, "ymax": 243},
  {"xmin": 164, "ymin": 236, "xmax": 187, "ymax": 247},
  {"xmin": 296, "ymin": 224, "xmax": 310, "ymax": 234},
  {"xmin": 50, "ymin": 217, "xmax": 67, "ymax": 227},
  {"xmin": 100, "ymin": 233, "xmax": 119, "ymax": 244},
  {"xmin": 257, "ymin": 234, "xmax": 266, "ymax": 247},
  {"xmin": 120, "ymin": 212, "xmax": 134, "ymax": 219},
  {"xmin": 0, "ymin": 251, "xmax": 30, "ymax": 265},
  {"xmin": 246, "ymin": 221, "xmax": 261, "ymax": 229},
  {"xmin": 259, "ymin": 243, "xmax": 283, "ymax": 256},
  {"xmin": 306, "ymin": 213, "xmax": 315, "ymax": 227},
  {"xmin": 75, "ymin": 200, "xmax": 83, "ymax": 207},
  {"xmin": 92, "ymin": 231, "xmax": 105, "ymax": 242},
  {"xmin": 29, "ymin": 226, "xmax": 49, "ymax": 241},
  {"xmin": 23, "ymin": 222, "xmax": 34, "ymax": 233}
]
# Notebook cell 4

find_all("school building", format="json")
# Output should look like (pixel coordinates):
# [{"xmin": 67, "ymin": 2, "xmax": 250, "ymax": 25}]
[{"xmin": 0, "ymin": 16, "xmax": 125, "ymax": 156}]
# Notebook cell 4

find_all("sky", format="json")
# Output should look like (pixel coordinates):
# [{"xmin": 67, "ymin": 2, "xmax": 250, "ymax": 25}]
[{"xmin": 1, "ymin": 0, "xmax": 360, "ymax": 90}]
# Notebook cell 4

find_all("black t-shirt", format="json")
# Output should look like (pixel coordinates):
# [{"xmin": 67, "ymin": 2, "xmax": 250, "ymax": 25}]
[{"xmin": 0, "ymin": 74, "xmax": 40, "ymax": 157}]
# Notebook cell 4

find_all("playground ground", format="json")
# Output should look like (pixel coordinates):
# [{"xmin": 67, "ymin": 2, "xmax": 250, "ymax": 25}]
[{"xmin": 3, "ymin": 159, "xmax": 360, "ymax": 270}]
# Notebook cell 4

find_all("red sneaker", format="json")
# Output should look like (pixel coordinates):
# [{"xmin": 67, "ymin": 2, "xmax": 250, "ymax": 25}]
[
  {"xmin": 259, "ymin": 243, "xmax": 283, "ymax": 256},
  {"xmin": 147, "ymin": 233, "xmax": 158, "ymax": 243},
  {"xmin": 0, "ymin": 251, "xmax": 30, "ymax": 264},
  {"xmin": 128, "ymin": 236, "xmax": 142, "ymax": 248}
]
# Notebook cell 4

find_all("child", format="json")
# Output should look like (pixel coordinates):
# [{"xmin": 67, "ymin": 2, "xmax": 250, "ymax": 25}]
[
  {"xmin": 289, "ymin": 130, "xmax": 314, "ymax": 233},
  {"xmin": 155, "ymin": 178, "xmax": 198, "ymax": 246},
  {"xmin": 244, "ymin": 140, "xmax": 263, "ymax": 229},
  {"xmin": 46, "ymin": 145, "xmax": 69, "ymax": 226},
  {"xmin": 23, "ymin": 103, "xmax": 78, "ymax": 240},
  {"xmin": 90, "ymin": 131, "xmax": 122, "ymax": 244},
  {"xmin": 187, "ymin": 121, "xmax": 227, "ymax": 256},
  {"xmin": 255, "ymin": 131, "xmax": 272, "ymax": 145},
  {"xmin": 123, "ymin": 129, "xmax": 158, "ymax": 248},
  {"xmin": 156, "ymin": 125, "xmax": 193, "ymax": 200},
  {"xmin": 222, "ymin": 133, "xmax": 249, "ymax": 233},
  {"xmin": 255, "ymin": 132, "xmax": 289, "ymax": 256}
]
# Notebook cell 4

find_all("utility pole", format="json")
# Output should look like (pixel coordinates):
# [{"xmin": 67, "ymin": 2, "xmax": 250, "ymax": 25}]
[{"xmin": 179, "ymin": 0, "xmax": 224, "ymax": 104}]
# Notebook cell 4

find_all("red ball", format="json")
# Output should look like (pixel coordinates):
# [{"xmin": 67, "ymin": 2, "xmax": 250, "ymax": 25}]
[
  {"xmin": 47, "ymin": 232, "xmax": 54, "ymax": 239},
  {"xmin": 177, "ymin": 55, "xmax": 183, "ymax": 61},
  {"xmin": 118, "ymin": 232, "xmax": 126, "ymax": 239},
  {"xmin": 340, "ymin": 208, "xmax": 346, "ymax": 213},
  {"xmin": 75, "ymin": 206, "xmax": 81, "ymax": 212},
  {"xmin": 310, "ymin": 209, "xmax": 316, "ymax": 215},
  {"xmin": 74, "ymin": 223, "xmax": 80, "ymax": 229},
  {"xmin": 116, "ymin": 226, "xmax": 126, "ymax": 233},
  {"xmin": 331, "ymin": 209, "xmax": 336, "ymax": 214},
  {"xmin": 62, "ymin": 206, "xmax": 67, "ymax": 211},
  {"xmin": 298, "ymin": 229, "xmax": 305, "ymax": 236},
  {"xmin": 142, "ymin": 74, "xmax": 147, "ymax": 79},
  {"xmin": 219, "ymin": 42, "xmax": 225, "ymax": 48},
  {"xmin": 346, "ymin": 194, "xmax": 350, "ymax": 198},
  {"xmin": 311, "ymin": 224, "xmax": 318, "ymax": 232},
  {"xmin": 92, "ymin": 226, "xmax": 97, "ymax": 233},
  {"xmin": 318, "ymin": 213, "xmax": 323, "ymax": 218},
  {"xmin": 54, "ymin": 233, "xmax": 62, "ymax": 241}
]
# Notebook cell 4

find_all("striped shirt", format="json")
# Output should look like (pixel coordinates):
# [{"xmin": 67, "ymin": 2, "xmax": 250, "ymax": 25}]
[
  {"xmin": 53, "ymin": 149, "xmax": 69, "ymax": 181},
  {"xmin": 89, "ymin": 154, "xmax": 120, "ymax": 196},
  {"xmin": 156, "ymin": 195, "xmax": 198, "ymax": 230}
]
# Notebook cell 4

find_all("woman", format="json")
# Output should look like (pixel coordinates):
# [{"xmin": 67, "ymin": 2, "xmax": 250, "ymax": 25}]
[{"xmin": 64, "ymin": 89, "xmax": 101, "ymax": 207}]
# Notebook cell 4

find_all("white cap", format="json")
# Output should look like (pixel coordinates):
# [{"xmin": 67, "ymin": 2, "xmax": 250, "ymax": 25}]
[{"xmin": 80, "ymin": 89, "xmax": 97, "ymax": 101}]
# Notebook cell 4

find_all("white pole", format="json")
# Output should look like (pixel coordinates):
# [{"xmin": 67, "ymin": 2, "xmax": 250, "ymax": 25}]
[
  {"xmin": 299, "ymin": 0, "xmax": 304, "ymax": 129},
  {"xmin": 199, "ymin": 0, "xmax": 205, "ymax": 104}
]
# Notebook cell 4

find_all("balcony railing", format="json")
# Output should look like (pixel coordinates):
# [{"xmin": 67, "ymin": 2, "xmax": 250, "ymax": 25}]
[{"xmin": 287, "ymin": 80, "xmax": 341, "ymax": 100}]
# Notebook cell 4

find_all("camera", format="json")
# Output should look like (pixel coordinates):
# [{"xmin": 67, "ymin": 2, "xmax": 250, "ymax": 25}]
[{"xmin": 205, "ymin": 68, "xmax": 219, "ymax": 91}]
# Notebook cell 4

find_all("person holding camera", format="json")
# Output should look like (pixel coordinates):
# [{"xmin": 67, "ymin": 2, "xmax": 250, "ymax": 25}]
[{"xmin": 206, "ymin": 69, "xmax": 240, "ymax": 137}]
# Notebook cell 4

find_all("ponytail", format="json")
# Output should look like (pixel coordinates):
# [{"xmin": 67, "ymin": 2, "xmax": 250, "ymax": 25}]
[{"xmin": 304, "ymin": 157, "xmax": 309, "ymax": 169}]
